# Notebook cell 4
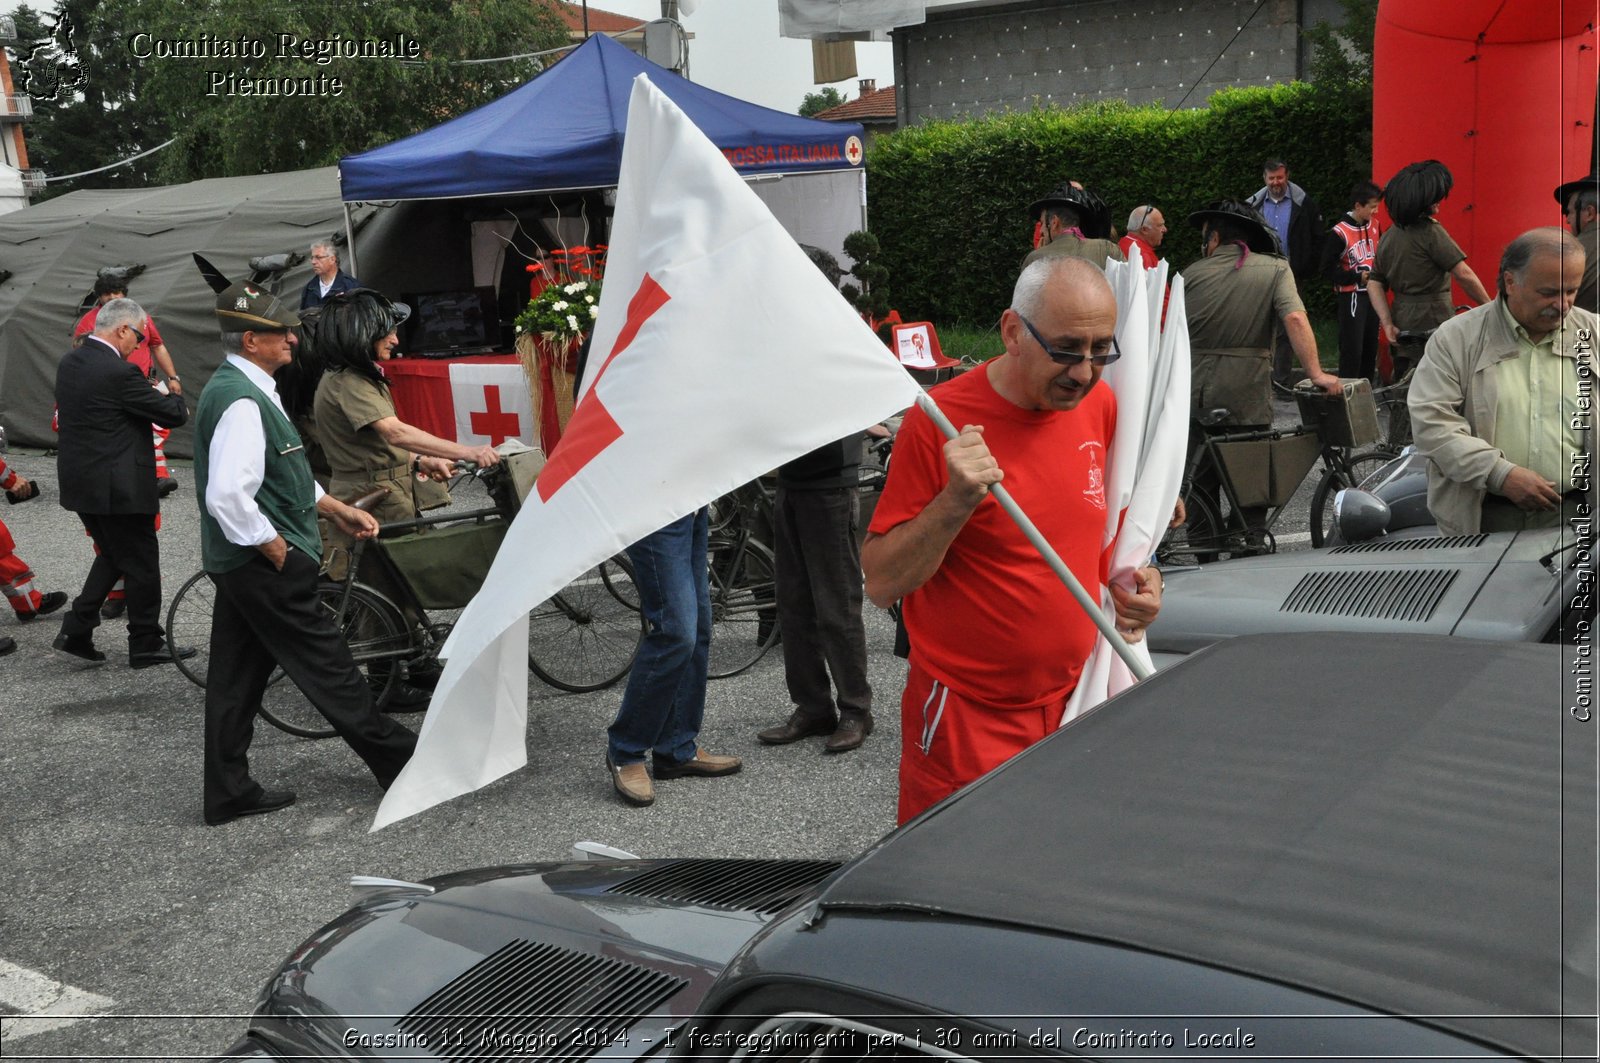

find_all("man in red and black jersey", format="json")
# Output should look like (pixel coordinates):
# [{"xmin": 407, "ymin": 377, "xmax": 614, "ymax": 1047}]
[{"xmin": 1321, "ymin": 181, "xmax": 1384, "ymax": 381}]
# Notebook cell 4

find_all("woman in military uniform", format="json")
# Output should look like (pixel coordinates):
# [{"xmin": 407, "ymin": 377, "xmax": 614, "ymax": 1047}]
[
  {"xmin": 311, "ymin": 289, "xmax": 500, "ymax": 573},
  {"xmin": 1365, "ymin": 161, "xmax": 1491, "ymax": 380}
]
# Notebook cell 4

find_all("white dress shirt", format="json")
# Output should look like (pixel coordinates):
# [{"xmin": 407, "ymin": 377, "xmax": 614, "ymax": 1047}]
[{"xmin": 205, "ymin": 354, "xmax": 324, "ymax": 547}]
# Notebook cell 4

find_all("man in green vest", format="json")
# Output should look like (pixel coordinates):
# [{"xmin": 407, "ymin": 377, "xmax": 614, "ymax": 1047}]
[{"xmin": 196, "ymin": 281, "xmax": 416, "ymax": 826}]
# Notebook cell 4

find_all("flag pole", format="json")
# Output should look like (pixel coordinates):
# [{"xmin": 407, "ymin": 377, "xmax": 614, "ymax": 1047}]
[{"xmin": 914, "ymin": 391, "xmax": 1154, "ymax": 681}]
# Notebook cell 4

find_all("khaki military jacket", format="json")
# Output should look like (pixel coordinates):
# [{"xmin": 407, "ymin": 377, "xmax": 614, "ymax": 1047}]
[
  {"xmin": 1408, "ymin": 301, "xmax": 1599, "ymax": 534},
  {"xmin": 1181, "ymin": 244, "xmax": 1303, "ymax": 427},
  {"xmin": 1021, "ymin": 235, "xmax": 1126, "ymax": 271}
]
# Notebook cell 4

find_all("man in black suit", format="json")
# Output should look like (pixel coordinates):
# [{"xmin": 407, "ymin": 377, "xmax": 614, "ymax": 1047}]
[
  {"xmin": 54, "ymin": 297, "xmax": 191, "ymax": 667},
  {"xmin": 300, "ymin": 238, "xmax": 360, "ymax": 310}
]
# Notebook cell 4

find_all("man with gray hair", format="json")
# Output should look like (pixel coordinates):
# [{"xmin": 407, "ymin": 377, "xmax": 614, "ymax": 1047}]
[
  {"xmin": 53, "ymin": 297, "xmax": 189, "ymax": 666},
  {"xmin": 300, "ymin": 237, "xmax": 360, "ymax": 310},
  {"xmin": 1119, "ymin": 205, "xmax": 1167, "ymax": 269},
  {"xmin": 196, "ymin": 281, "xmax": 415, "ymax": 825},
  {"xmin": 1409, "ymin": 227, "xmax": 1598, "ymax": 534},
  {"xmin": 861, "ymin": 256, "xmax": 1162, "ymax": 824}
]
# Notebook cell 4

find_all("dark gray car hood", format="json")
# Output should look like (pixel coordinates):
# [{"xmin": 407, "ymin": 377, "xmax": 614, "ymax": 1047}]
[
  {"xmin": 245, "ymin": 858, "xmax": 840, "ymax": 1061},
  {"xmin": 1151, "ymin": 528, "xmax": 1571, "ymax": 653}
]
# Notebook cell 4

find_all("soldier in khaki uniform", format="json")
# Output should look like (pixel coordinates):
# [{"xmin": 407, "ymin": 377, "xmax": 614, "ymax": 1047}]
[
  {"xmin": 311, "ymin": 289, "xmax": 501, "ymax": 572},
  {"xmin": 1181, "ymin": 200, "xmax": 1340, "ymax": 534},
  {"xmin": 1556, "ymin": 172, "xmax": 1599, "ymax": 314},
  {"xmin": 310, "ymin": 290, "xmax": 502, "ymax": 708},
  {"xmin": 1021, "ymin": 182, "xmax": 1126, "ymax": 271},
  {"xmin": 1366, "ymin": 161, "xmax": 1491, "ymax": 379}
]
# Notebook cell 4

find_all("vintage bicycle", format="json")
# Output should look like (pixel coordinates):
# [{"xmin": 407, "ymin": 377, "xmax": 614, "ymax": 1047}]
[
  {"xmin": 166, "ymin": 460, "xmax": 644, "ymax": 739},
  {"xmin": 1157, "ymin": 380, "xmax": 1400, "ymax": 565}
]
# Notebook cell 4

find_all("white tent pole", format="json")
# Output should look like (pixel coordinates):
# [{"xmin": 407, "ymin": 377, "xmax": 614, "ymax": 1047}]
[
  {"xmin": 913, "ymin": 390, "xmax": 1153, "ymax": 681},
  {"xmin": 342, "ymin": 202, "xmax": 359, "ymax": 277}
]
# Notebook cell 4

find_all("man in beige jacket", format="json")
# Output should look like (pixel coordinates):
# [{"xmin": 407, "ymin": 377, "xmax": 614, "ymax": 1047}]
[{"xmin": 1408, "ymin": 227, "xmax": 1598, "ymax": 535}]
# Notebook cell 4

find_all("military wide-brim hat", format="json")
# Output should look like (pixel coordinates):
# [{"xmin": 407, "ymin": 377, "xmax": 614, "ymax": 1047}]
[
  {"xmin": 1555, "ymin": 172, "xmax": 1599, "ymax": 206},
  {"xmin": 216, "ymin": 281, "xmax": 300, "ymax": 331},
  {"xmin": 1187, "ymin": 199, "xmax": 1280, "ymax": 255},
  {"xmin": 1027, "ymin": 181, "xmax": 1113, "ymax": 240}
]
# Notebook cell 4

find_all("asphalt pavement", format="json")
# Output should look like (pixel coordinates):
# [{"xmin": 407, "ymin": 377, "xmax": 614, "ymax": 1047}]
[
  {"xmin": 0, "ymin": 453, "xmax": 906, "ymax": 1061},
  {"xmin": 0, "ymin": 395, "xmax": 1321, "ymax": 1061}
]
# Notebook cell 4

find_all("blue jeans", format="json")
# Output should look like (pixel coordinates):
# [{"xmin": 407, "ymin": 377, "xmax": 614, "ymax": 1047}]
[{"xmin": 607, "ymin": 509, "xmax": 711, "ymax": 767}]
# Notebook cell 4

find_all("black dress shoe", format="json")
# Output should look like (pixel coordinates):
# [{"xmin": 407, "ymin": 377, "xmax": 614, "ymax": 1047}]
[
  {"xmin": 825, "ymin": 715, "xmax": 875, "ymax": 754},
  {"xmin": 100, "ymin": 597, "xmax": 126, "ymax": 620},
  {"xmin": 129, "ymin": 643, "xmax": 198, "ymax": 669},
  {"xmin": 0, "ymin": 635, "xmax": 15, "ymax": 656},
  {"xmin": 18, "ymin": 591, "xmax": 68, "ymax": 622},
  {"xmin": 157, "ymin": 477, "xmax": 180, "ymax": 499},
  {"xmin": 756, "ymin": 711, "xmax": 836, "ymax": 745},
  {"xmin": 53, "ymin": 632, "xmax": 106, "ymax": 664},
  {"xmin": 381, "ymin": 683, "xmax": 432, "ymax": 713},
  {"xmin": 205, "ymin": 788, "xmax": 296, "ymax": 826}
]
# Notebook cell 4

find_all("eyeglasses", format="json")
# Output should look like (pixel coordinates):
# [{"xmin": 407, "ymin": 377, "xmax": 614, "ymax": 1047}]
[
  {"xmin": 1015, "ymin": 311, "xmax": 1121, "ymax": 368},
  {"xmin": 126, "ymin": 324, "xmax": 145, "ymax": 346},
  {"xmin": 310, "ymin": 253, "xmax": 333, "ymax": 261}
]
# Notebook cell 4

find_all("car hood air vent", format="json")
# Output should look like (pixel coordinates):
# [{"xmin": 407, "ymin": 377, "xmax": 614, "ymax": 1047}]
[
  {"xmin": 1330, "ymin": 534, "xmax": 1488, "ymax": 553},
  {"xmin": 606, "ymin": 859, "xmax": 841, "ymax": 914},
  {"xmin": 397, "ymin": 940, "xmax": 686, "ymax": 1063},
  {"xmin": 1281, "ymin": 568, "xmax": 1459, "ymax": 622}
]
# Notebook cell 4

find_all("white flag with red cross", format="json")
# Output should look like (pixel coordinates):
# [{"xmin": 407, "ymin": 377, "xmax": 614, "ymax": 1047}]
[
  {"xmin": 449, "ymin": 363, "xmax": 537, "ymax": 447},
  {"xmin": 372, "ymin": 75, "xmax": 922, "ymax": 831}
]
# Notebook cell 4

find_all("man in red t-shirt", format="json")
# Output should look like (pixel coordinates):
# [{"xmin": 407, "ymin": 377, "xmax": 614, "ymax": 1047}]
[{"xmin": 862, "ymin": 257, "xmax": 1163, "ymax": 823}]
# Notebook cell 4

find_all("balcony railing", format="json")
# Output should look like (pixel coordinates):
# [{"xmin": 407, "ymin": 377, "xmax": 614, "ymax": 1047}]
[
  {"xmin": 20, "ymin": 169, "xmax": 46, "ymax": 196},
  {"xmin": 0, "ymin": 16, "xmax": 16, "ymax": 42},
  {"xmin": 1, "ymin": 95, "xmax": 34, "ymax": 120}
]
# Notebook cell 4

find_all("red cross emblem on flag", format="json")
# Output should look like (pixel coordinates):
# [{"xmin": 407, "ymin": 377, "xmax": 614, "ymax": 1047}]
[
  {"xmin": 468, "ymin": 385, "xmax": 522, "ymax": 446},
  {"xmin": 535, "ymin": 273, "xmax": 671, "ymax": 501}
]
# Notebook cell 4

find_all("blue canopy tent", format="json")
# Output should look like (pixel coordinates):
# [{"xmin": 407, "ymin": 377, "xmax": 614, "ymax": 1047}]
[{"xmin": 339, "ymin": 32, "xmax": 866, "ymax": 202}]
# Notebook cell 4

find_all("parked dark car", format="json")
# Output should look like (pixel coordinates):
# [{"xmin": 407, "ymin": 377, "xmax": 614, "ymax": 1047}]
[
  {"xmin": 1149, "ymin": 452, "xmax": 1591, "ymax": 664},
  {"xmin": 213, "ymin": 635, "xmax": 1595, "ymax": 1063}
]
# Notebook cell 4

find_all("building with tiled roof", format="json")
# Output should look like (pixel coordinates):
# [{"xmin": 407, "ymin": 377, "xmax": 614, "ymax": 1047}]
[
  {"xmin": 550, "ymin": 2, "xmax": 651, "ymax": 38},
  {"xmin": 815, "ymin": 79, "xmax": 898, "ymax": 146},
  {"xmin": 547, "ymin": 1, "xmax": 691, "ymax": 68}
]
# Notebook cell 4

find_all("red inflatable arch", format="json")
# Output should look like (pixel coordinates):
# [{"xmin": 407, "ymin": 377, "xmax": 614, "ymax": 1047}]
[{"xmin": 1373, "ymin": 0, "xmax": 1597, "ymax": 295}]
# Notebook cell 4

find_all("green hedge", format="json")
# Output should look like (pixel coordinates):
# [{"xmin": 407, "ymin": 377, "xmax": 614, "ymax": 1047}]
[{"xmin": 865, "ymin": 82, "xmax": 1372, "ymax": 330}]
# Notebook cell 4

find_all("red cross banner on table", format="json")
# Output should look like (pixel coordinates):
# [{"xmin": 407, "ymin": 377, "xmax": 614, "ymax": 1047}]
[
  {"xmin": 372, "ymin": 75, "xmax": 923, "ymax": 831},
  {"xmin": 448, "ymin": 363, "xmax": 536, "ymax": 447}
]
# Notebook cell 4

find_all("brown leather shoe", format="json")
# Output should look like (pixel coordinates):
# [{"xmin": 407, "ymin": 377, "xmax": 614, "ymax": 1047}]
[
  {"xmin": 652, "ymin": 748, "xmax": 742, "ymax": 780},
  {"xmin": 824, "ymin": 715, "xmax": 874, "ymax": 754},
  {"xmin": 757, "ymin": 711, "xmax": 835, "ymax": 745},
  {"xmin": 607, "ymin": 756, "xmax": 654, "ymax": 807}
]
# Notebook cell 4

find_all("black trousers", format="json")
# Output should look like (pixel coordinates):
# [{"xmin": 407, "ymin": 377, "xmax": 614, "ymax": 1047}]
[
  {"xmin": 203, "ymin": 548, "xmax": 416, "ymax": 820},
  {"xmin": 773, "ymin": 485, "xmax": 871, "ymax": 723},
  {"xmin": 1335, "ymin": 288, "xmax": 1380, "ymax": 381},
  {"xmin": 63, "ymin": 511, "xmax": 164, "ymax": 654}
]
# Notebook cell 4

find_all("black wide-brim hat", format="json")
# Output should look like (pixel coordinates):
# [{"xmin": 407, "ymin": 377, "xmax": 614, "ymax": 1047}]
[
  {"xmin": 1186, "ymin": 199, "xmax": 1280, "ymax": 255},
  {"xmin": 1027, "ymin": 181, "xmax": 1113, "ymax": 240},
  {"xmin": 1555, "ymin": 172, "xmax": 1599, "ymax": 206}
]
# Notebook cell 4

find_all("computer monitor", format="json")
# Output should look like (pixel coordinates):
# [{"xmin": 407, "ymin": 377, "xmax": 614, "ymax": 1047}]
[{"xmin": 402, "ymin": 287, "xmax": 500, "ymax": 356}]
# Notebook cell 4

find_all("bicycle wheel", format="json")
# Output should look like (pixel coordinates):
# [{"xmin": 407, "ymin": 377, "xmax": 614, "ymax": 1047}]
[
  {"xmin": 707, "ymin": 536, "xmax": 780, "ymax": 680},
  {"xmin": 601, "ymin": 554, "xmax": 641, "ymax": 612},
  {"xmin": 165, "ymin": 569, "xmax": 289, "ymax": 691},
  {"xmin": 528, "ymin": 554, "xmax": 644, "ymax": 693},
  {"xmin": 1155, "ymin": 491, "xmax": 1228, "ymax": 567},
  {"xmin": 1309, "ymin": 447, "xmax": 1400, "ymax": 548},
  {"xmin": 256, "ymin": 584, "xmax": 409, "ymax": 739}
]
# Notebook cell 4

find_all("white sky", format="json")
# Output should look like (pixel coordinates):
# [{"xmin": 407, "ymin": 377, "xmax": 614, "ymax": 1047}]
[{"xmin": 589, "ymin": 0, "xmax": 897, "ymax": 112}]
